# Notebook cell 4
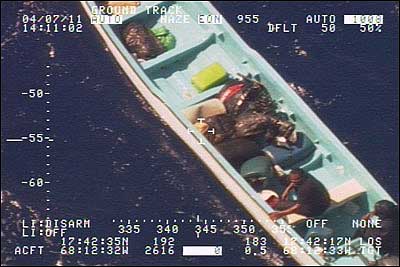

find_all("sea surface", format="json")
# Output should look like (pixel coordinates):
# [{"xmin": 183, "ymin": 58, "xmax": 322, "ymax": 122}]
[{"xmin": 1, "ymin": 1, "xmax": 398, "ymax": 266}]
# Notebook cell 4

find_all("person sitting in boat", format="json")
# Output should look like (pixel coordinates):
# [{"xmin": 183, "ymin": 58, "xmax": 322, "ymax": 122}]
[
  {"xmin": 353, "ymin": 200, "xmax": 399, "ymax": 256},
  {"xmin": 268, "ymin": 168, "xmax": 330, "ymax": 221}
]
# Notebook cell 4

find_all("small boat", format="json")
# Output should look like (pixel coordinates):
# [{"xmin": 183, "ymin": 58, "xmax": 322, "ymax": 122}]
[{"xmin": 81, "ymin": 1, "xmax": 396, "ymax": 265}]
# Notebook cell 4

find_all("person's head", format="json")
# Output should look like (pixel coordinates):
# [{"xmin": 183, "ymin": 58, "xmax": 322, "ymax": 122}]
[
  {"xmin": 248, "ymin": 176, "xmax": 266, "ymax": 190},
  {"xmin": 374, "ymin": 200, "xmax": 398, "ymax": 220},
  {"xmin": 288, "ymin": 168, "xmax": 305, "ymax": 185}
]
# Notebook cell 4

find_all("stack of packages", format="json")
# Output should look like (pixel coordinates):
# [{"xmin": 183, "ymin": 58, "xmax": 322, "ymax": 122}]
[
  {"xmin": 192, "ymin": 75, "xmax": 297, "ymax": 168},
  {"xmin": 121, "ymin": 22, "xmax": 176, "ymax": 60}
]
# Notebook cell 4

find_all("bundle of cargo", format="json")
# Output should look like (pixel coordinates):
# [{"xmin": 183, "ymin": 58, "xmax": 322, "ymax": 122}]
[{"xmin": 121, "ymin": 23, "xmax": 176, "ymax": 60}]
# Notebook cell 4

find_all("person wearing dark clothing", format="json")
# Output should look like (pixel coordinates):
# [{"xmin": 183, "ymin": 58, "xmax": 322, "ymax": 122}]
[
  {"xmin": 268, "ymin": 168, "xmax": 330, "ymax": 221},
  {"xmin": 215, "ymin": 138, "xmax": 264, "ymax": 169},
  {"xmin": 353, "ymin": 200, "xmax": 399, "ymax": 256}
]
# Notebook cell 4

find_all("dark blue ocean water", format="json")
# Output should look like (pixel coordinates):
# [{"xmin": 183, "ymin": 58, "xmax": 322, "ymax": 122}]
[{"xmin": 1, "ymin": 1, "xmax": 398, "ymax": 266}]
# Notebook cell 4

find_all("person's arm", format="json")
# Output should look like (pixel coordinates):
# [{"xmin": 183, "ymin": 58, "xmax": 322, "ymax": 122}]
[
  {"xmin": 265, "ymin": 151, "xmax": 285, "ymax": 177},
  {"xmin": 353, "ymin": 211, "xmax": 375, "ymax": 239},
  {"xmin": 361, "ymin": 210, "xmax": 376, "ymax": 221},
  {"xmin": 273, "ymin": 164, "xmax": 289, "ymax": 185},
  {"xmin": 269, "ymin": 204, "xmax": 302, "ymax": 221},
  {"xmin": 273, "ymin": 164, "xmax": 285, "ymax": 177},
  {"xmin": 281, "ymin": 182, "xmax": 295, "ymax": 200}
]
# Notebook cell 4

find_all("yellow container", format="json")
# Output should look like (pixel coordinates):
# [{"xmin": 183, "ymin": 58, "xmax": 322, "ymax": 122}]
[{"xmin": 191, "ymin": 63, "xmax": 228, "ymax": 92}]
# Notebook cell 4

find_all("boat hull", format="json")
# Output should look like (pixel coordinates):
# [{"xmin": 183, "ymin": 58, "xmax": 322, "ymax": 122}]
[{"xmin": 81, "ymin": 2, "xmax": 395, "ymax": 266}]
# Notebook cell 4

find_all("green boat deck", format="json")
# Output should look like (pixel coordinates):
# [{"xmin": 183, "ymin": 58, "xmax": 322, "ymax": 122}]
[{"xmin": 83, "ymin": 1, "xmax": 396, "ymax": 265}]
